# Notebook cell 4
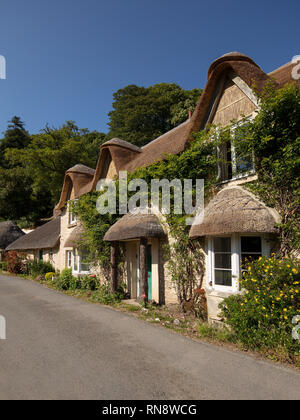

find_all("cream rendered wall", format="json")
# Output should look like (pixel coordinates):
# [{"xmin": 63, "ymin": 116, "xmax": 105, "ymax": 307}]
[
  {"xmin": 42, "ymin": 247, "xmax": 60, "ymax": 270},
  {"xmin": 56, "ymin": 205, "xmax": 76, "ymax": 273}
]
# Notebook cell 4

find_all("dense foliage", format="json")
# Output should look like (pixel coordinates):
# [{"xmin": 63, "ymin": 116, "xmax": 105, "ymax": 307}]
[
  {"xmin": 48, "ymin": 269, "xmax": 125, "ymax": 304},
  {"xmin": 4, "ymin": 251, "xmax": 25, "ymax": 274},
  {"xmin": 3, "ymin": 251, "xmax": 54, "ymax": 276},
  {"xmin": 4, "ymin": 121, "xmax": 106, "ymax": 221},
  {"xmin": 25, "ymin": 260, "xmax": 55, "ymax": 278},
  {"xmin": 220, "ymin": 256, "xmax": 300, "ymax": 360},
  {"xmin": 235, "ymin": 83, "xmax": 300, "ymax": 254},
  {"xmin": 0, "ymin": 83, "xmax": 202, "ymax": 226},
  {"xmin": 108, "ymin": 83, "xmax": 202, "ymax": 147}
]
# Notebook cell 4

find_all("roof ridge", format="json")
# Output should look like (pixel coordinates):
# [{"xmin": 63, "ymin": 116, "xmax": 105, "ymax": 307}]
[
  {"xmin": 268, "ymin": 61, "xmax": 292, "ymax": 75},
  {"xmin": 141, "ymin": 119, "xmax": 190, "ymax": 150}
]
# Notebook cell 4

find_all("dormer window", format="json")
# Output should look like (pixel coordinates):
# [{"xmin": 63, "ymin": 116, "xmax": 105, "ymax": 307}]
[
  {"xmin": 68, "ymin": 201, "xmax": 77, "ymax": 225},
  {"xmin": 218, "ymin": 122, "xmax": 255, "ymax": 182}
]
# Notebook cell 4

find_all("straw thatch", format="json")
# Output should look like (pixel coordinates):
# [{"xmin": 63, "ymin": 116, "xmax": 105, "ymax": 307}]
[
  {"xmin": 104, "ymin": 212, "xmax": 166, "ymax": 242},
  {"xmin": 0, "ymin": 221, "xmax": 25, "ymax": 249},
  {"xmin": 64, "ymin": 224, "xmax": 85, "ymax": 247},
  {"xmin": 55, "ymin": 53, "xmax": 298, "ymax": 212},
  {"xmin": 269, "ymin": 61, "xmax": 300, "ymax": 88},
  {"xmin": 189, "ymin": 187, "xmax": 281, "ymax": 238},
  {"xmin": 91, "ymin": 52, "xmax": 282, "ymax": 186},
  {"xmin": 6, "ymin": 217, "xmax": 61, "ymax": 251},
  {"xmin": 55, "ymin": 164, "xmax": 95, "ymax": 211}
]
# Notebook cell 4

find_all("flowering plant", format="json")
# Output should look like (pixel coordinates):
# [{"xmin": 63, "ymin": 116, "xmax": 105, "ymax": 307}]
[{"xmin": 220, "ymin": 256, "xmax": 300, "ymax": 358}]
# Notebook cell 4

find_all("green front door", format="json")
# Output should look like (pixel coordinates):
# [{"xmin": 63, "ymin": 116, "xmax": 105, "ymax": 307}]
[{"xmin": 147, "ymin": 244, "xmax": 152, "ymax": 301}]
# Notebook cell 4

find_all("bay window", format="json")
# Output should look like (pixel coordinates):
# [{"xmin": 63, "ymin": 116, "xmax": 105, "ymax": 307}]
[
  {"xmin": 207, "ymin": 235, "xmax": 269, "ymax": 293},
  {"xmin": 65, "ymin": 248, "xmax": 90, "ymax": 274}
]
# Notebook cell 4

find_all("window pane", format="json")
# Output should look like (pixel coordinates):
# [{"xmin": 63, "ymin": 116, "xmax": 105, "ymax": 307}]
[
  {"xmin": 79, "ymin": 249, "xmax": 89, "ymax": 272},
  {"xmin": 219, "ymin": 141, "xmax": 232, "ymax": 181},
  {"xmin": 73, "ymin": 250, "xmax": 78, "ymax": 271},
  {"xmin": 241, "ymin": 236, "xmax": 262, "ymax": 253},
  {"xmin": 214, "ymin": 237, "xmax": 231, "ymax": 253},
  {"xmin": 215, "ymin": 253, "xmax": 231, "ymax": 269},
  {"xmin": 215, "ymin": 270, "xmax": 232, "ymax": 287},
  {"xmin": 236, "ymin": 155, "xmax": 254, "ymax": 174}
]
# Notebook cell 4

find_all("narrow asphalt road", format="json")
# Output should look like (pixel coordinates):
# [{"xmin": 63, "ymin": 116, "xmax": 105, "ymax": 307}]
[{"xmin": 0, "ymin": 274, "xmax": 299, "ymax": 400}]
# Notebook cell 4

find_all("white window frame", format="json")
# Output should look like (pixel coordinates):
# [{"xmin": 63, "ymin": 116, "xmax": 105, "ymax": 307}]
[
  {"xmin": 206, "ymin": 234, "xmax": 270, "ymax": 293},
  {"xmin": 66, "ymin": 250, "xmax": 72, "ymax": 269},
  {"xmin": 68, "ymin": 201, "xmax": 77, "ymax": 225},
  {"xmin": 66, "ymin": 248, "xmax": 90, "ymax": 275},
  {"xmin": 217, "ymin": 116, "xmax": 256, "ymax": 183},
  {"xmin": 229, "ymin": 121, "xmax": 255, "ymax": 181}
]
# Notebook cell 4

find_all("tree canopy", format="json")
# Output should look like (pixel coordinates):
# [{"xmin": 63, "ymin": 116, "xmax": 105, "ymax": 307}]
[
  {"xmin": 107, "ymin": 83, "xmax": 202, "ymax": 147},
  {"xmin": 1, "ymin": 120, "xmax": 106, "ymax": 226}
]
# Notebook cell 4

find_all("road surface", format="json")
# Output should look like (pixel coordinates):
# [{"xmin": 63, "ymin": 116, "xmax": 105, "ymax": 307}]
[{"xmin": 0, "ymin": 274, "xmax": 299, "ymax": 400}]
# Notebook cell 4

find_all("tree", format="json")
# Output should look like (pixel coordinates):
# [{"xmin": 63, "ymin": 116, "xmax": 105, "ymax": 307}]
[
  {"xmin": 5, "ymin": 121, "xmax": 106, "ymax": 209},
  {"xmin": 0, "ymin": 116, "xmax": 31, "ymax": 169},
  {"xmin": 0, "ymin": 117, "xmax": 35, "ymax": 223},
  {"xmin": 107, "ymin": 83, "xmax": 202, "ymax": 147}
]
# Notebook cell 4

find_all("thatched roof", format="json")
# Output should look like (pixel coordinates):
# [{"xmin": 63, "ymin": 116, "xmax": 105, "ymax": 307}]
[
  {"xmin": 55, "ymin": 164, "xmax": 95, "ymax": 211},
  {"xmin": 92, "ymin": 52, "xmax": 285, "ymax": 184},
  {"xmin": 104, "ymin": 212, "xmax": 166, "ymax": 242},
  {"xmin": 64, "ymin": 224, "xmax": 85, "ymax": 248},
  {"xmin": 6, "ymin": 217, "xmax": 61, "ymax": 251},
  {"xmin": 189, "ymin": 187, "xmax": 281, "ymax": 238},
  {"xmin": 55, "ymin": 53, "xmax": 299, "ymax": 212},
  {"xmin": 269, "ymin": 61, "xmax": 300, "ymax": 88},
  {"xmin": 0, "ymin": 221, "xmax": 25, "ymax": 249}
]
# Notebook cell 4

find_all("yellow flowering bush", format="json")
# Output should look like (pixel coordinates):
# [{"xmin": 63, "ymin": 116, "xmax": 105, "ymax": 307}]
[{"xmin": 220, "ymin": 256, "xmax": 300, "ymax": 358}]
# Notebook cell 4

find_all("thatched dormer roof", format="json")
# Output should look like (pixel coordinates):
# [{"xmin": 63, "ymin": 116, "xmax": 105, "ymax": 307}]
[
  {"xmin": 189, "ymin": 187, "xmax": 281, "ymax": 238},
  {"xmin": 55, "ymin": 165, "xmax": 95, "ymax": 212},
  {"xmin": 104, "ymin": 212, "xmax": 166, "ymax": 242},
  {"xmin": 64, "ymin": 224, "xmax": 85, "ymax": 248}
]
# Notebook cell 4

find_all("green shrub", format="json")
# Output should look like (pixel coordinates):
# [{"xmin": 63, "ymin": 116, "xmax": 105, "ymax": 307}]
[
  {"xmin": 56, "ymin": 268, "xmax": 80, "ymax": 291},
  {"xmin": 0, "ymin": 261, "xmax": 6, "ymax": 271},
  {"xmin": 45, "ymin": 272, "xmax": 56, "ymax": 282},
  {"xmin": 92, "ymin": 282, "xmax": 125, "ymax": 305},
  {"xmin": 80, "ymin": 274, "xmax": 99, "ymax": 291},
  {"xmin": 25, "ymin": 260, "xmax": 55, "ymax": 277},
  {"xmin": 220, "ymin": 256, "xmax": 300, "ymax": 358}
]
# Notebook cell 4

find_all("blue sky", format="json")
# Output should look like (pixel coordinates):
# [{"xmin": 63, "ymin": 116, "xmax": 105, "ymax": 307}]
[{"xmin": 0, "ymin": 0, "xmax": 299, "ymax": 136}]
